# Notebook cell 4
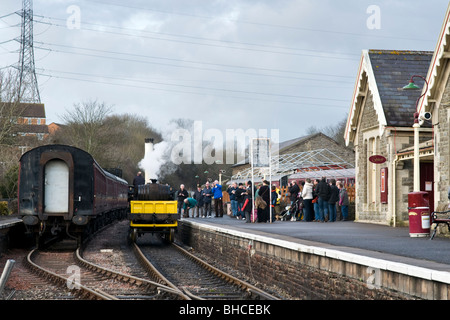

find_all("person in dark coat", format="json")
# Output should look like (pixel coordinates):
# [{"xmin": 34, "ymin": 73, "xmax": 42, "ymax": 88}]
[
  {"xmin": 317, "ymin": 177, "xmax": 330, "ymax": 222},
  {"xmin": 201, "ymin": 182, "xmax": 213, "ymax": 218},
  {"xmin": 258, "ymin": 180, "xmax": 271, "ymax": 208},
  {"xmin": 241, "ymin": 181, "xmax": 253, "ymax": 223},
  {"xmin": 327, "ymin": 179, "xmax": 340, "ymax": 222},
  {"xmin": 132, "ymin": 171, "xmax": 145, "ymax": 187},
  {"xmin": 227, "ymin": 182, "xmax": 238, "ymax": 217},
  {"xmin": 193, "ymin": 185, "xmax": 204, "ymax": 218},
  {"xmin": 288, "ymin": 181, "xmax": 300, "ymax": 205},
  {"xmin": 235, "ymin": 183, "xmax": 246, "ymax": 219},
  {"xmin": 132, "ymin": 172, "xmax": 145, "ymax": 199},
  {"xmin": 255, "ymin": 196, "xmax": 269, "ymax": 223},
  {"xmin": 177, "ymin": 184, "xmax": 189, "ymax": 216},
  {"xmin": 257, "ymin": 180, "xmax": 270, "ymax": 222}
]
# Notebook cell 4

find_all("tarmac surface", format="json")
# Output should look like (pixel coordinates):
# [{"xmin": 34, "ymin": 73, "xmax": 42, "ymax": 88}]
[{"xmin": 181, "ymin": 214, "xmax": 450, "ymax": 272}]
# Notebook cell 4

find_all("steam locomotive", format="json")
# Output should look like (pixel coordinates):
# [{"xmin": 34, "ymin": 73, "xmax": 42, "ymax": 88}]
[
  {"xmin": 127, "ymin": 179, "xmax": 178, "ymax": 243},
  {"xmin": 18, "ymin": 144, "xmax": 129, "ymax": 245}
]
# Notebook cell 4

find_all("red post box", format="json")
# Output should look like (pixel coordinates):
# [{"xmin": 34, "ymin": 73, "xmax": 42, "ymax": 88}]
[{"xmin": 407, "ymin": 192, "xmax": 430, "ymax": 237}]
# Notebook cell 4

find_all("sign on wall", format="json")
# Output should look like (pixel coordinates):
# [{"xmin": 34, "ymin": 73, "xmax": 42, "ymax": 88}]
[{"xmin": 369, "ymin": 155, "xmax": 386, "ymax": 164}]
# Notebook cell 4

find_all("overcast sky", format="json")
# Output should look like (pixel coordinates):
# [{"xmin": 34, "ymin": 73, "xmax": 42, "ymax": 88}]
[{"xmin": 1, "ymin": 0, "xmax": 448, "ymax": 143}]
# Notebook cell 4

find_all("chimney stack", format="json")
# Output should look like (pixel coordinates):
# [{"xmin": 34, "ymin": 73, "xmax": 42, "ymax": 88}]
[{"xmin": 144, "ymin": 138, "xmax": 154, "ymax": 183}]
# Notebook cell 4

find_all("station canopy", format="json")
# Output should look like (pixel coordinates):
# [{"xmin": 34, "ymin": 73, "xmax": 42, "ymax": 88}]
[{"xmin": 230, "ymin": 148, "xmax": 355, "ymax": 183}]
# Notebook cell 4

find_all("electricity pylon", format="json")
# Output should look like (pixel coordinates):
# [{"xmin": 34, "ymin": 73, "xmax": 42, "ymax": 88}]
[{"xmin": 17, "ymin": 0, "xmax": 40, "ymax": 103}]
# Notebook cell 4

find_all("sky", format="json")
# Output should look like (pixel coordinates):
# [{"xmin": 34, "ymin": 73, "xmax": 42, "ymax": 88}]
[{"xmin": 0, "ymin": 0, "xmax": 448, "ymax": 144}]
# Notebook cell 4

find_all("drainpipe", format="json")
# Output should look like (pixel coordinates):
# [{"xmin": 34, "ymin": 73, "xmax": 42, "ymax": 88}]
[
  {"xmin": 413, "ymin": 114, "xmax": 421, "ymax": 192},
  {"xmin": 387, "ymin": 126, "xmax": 398, "ymax": 227},
  {"xmin": 392, "ymin": 154, "xmax": 398, "ymax": 228}
]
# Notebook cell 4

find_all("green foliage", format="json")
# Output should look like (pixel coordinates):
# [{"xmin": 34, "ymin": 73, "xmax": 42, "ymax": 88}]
[
  {"xmin": 0, "ymin": 164, "xmax": 18, "ymax": 199},
  {"xmin": 0, "ymin": 201, "xmax": 9, "ymax": 216}
]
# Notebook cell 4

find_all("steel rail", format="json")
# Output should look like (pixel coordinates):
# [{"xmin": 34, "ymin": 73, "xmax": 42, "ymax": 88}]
[
  {"xmin": 26, "ymin": 248, "xmax": 114, "ymax": 300},
  {"xmin": 75, "ymin": 247, "xmax": 184, "ymax": 298},
  {"xmin": 131, "ymin": 242, "xmax": 192, "ymax": 300},
  {"xmin": 172, "ymin": 243, "xmax": 281, "ymax": 300},
  {"xmin": 133, "ymin": 241, "xmax": 280, "ymax": 300}
]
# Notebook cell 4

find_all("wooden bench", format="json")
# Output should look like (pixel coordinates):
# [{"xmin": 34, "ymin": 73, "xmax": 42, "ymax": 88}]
[{"xmin": 430, "ymin": 209, "xmax": 450, "ymax": 240}]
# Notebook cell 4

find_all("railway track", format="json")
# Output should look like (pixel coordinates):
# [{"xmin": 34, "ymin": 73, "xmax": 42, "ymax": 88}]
[
  {"xmin": 134, "ymin": 240, "xmax": 280, "ymax": 300},
  {"xmin": 25, "ymin": 245, "xmax": 185, "ymax": 300},
  {"xmin": 9, "ymin": 220, "xmax": 280, "ymax": 300},
  {"xmin": 22, "ymin": 220, "xmax": 185, "ymax": 300}
]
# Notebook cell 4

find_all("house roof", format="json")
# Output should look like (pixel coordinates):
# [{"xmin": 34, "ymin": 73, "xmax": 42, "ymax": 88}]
[
  {"xmin": 345, "ymin": 50, "xmax": 433, "ymax": 145},
  {"xmin": 277, "ymin": 133, "xmax": 315, "ymax": 151},
  {"xmin": 15, "ymin": 124, "xmax": 49, "ymax": 134},
  {"xmin": 369, "ymin": 50, "xmax": 433, "ymax": 126},
  {"xmin": 1, "ymin": 102, "xmax": 46, "ymax": 118}
]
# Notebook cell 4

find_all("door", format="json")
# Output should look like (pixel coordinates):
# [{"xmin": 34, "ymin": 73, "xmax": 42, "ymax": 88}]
[
  {"xmin": 420, "ymin": 162, "xmax": 434, "ymax": 212},
  {"xmin": 44, "ymin": 160, "xmax": 69, "ymax": 213}
]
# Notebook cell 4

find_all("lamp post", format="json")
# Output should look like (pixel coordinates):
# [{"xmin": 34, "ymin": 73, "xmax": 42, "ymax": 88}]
[{"xmin": 402, "ymin": 75, "xmax": 429, "ymax": 192}]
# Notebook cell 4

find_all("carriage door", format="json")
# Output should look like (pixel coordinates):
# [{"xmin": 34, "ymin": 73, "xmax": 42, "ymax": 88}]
[{"xmin": 44, "ymin": 159, "xmax": 69, "ymax": 213}]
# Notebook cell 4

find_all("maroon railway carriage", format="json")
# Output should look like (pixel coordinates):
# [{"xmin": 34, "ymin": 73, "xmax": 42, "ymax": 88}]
[{"xmin": 18, "ymin": 144, "xmax": 128, "ymax": 243}]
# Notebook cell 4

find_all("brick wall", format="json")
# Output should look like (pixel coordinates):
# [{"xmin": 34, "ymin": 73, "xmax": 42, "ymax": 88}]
[
  {"xmin": 433, "ymin": 73, "xmax": 450, "ymax": 236},
  {"xmin": 176, "ymin": 222, "xmax": 446, "ymax": 300}
]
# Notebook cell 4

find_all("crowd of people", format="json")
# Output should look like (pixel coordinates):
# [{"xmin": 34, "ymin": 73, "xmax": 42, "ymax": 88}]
[
  {"xmin": 177, "ymin": 179, "xmax": 261, "ymax": 223},
  {"xmin": 177, "ymin": 180, "xmax": 224, "ymax": 219},
  {"xmin": 287, "ymin": 177, "xmax": 350, "ymax": 222},
  {"xmin": 175, "ymin": 176, "xmax": 350, "ymax": 224},
  {"xmin": 132, "ymin": 171, "xmax": 350, "ymax": 224}
]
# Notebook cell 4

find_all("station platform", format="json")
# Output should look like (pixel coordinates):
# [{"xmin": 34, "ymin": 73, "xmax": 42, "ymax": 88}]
[
  {"xmin": 180, "ymin": 214, "xmax": 450, "ymax": 273},
  {"xmin": 0, "ymin": 215, "xmax": 22, "ymax": 230}
]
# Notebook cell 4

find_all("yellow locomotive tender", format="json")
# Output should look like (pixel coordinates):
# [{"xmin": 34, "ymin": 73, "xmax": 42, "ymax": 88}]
[{"xmin": 128, "ymin": 181, "xmax": 178, "ymax": 243}]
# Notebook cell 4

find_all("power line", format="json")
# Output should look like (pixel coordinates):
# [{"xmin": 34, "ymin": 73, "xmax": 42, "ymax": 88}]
[
  {"xmin": 38, "ymin": 68, "xmax": 349, "ymax": 103},
  {"xmin": 35, "ymin": 14, "xmax": 348, "ymax": 57},
  {"xmin": 84, "ymin": 0, "xmax": 433, "ymax": 43},
  {"xmin": 34, "ymin": 41, "xmax": 354, "ymax": 83},
  {"xmin": 33, "ymin": 15, "xmax": 359, "ymax": 61},
  {"xmin": 36, "ymin": 69, "xmax": 349, "ymax": 110},
  {"xmin": 0, "ymin": 12, "xmax": 17, "ymax": 20}
]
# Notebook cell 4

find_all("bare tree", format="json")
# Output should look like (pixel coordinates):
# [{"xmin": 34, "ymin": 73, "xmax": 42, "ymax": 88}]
[
  {"xmin": 305, "ymin": 114, "xmax": 349, "ymax": 147},
  {"xmin": 0, "ymin": 69, "xmax": 23, "ymax": 144},
  {"xmin": 53, "ymin": 107, "xmax": 163, "ymax": 183},
  {"xmin": 99, "ymin": 114, "xmax": 162, "ymax": 182},
  {"xmin": 0, "ymin": 69, "xmax": 26, "ymax": 200},
  {"xmin": 59, "ymin": 99, "xmax": 113, "ymax": 156}
]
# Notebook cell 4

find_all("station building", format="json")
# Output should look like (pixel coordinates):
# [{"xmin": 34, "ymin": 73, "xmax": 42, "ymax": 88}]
[
  {"xmin": 344, "ymin": 3, "xmax": 450, "ymax": 233},
  {"xmin": 344, "ymin": 50, "xmax": 433, "ymax": 226},
  {"xmin": 419, "ymin": 3, "xmax": 450, "ymax": 214}
]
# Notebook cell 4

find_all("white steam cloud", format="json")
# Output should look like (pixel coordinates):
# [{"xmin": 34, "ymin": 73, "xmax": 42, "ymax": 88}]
[{"xmin": 138, "ymin": 141, "xmax": 169, "ymax": 182}]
